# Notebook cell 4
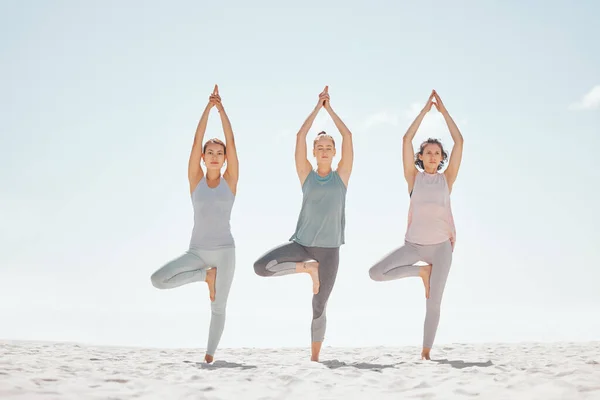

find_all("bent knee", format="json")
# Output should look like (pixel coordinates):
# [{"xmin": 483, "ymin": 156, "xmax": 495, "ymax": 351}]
[
  {"xmin": 150, "ymin": 273, "xmax": 165, "ymax": 289},
  {"xmin": 368, "ymin": 266, "xmax": 384, "ymax": 281},
  {"xmin": 253, "ymin": 260, "xmax": 271, "ymax": 277}
]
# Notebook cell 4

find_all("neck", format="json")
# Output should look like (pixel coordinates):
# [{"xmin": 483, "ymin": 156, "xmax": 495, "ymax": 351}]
[
  {"xmin": 206, "ymin": 170, "xmax": 221, "ymax": 180},
  {"xmin": 423, "ymin": 166, "xmax": 437, "ymax": 174},
  {"xmin": 316, "ymin": 164, "xmax": 332, "ymax": 176}
]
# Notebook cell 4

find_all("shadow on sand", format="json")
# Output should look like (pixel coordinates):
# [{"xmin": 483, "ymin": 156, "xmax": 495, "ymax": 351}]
[
  {"xmin": 184, "ymin": 360, "xmax": 257, "ymax": 370},
  {"xmin": 432, "ymin": 359, "xmax": 494, "ymax": 369},
  {"xmin": 321, "ymin": 360, "xmax": 397, "ymax": 372}
]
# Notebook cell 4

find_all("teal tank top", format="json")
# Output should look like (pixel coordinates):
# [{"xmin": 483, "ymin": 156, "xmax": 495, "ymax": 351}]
[{"xmin": 290, "ymin": 169, "xmax": 347, "ymax": 248}]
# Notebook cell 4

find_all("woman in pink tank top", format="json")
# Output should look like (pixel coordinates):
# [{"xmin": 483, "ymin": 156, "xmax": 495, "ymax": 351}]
[{"xmin": 368, "ymin": 90, "xmax": 464, "ymax": 361}]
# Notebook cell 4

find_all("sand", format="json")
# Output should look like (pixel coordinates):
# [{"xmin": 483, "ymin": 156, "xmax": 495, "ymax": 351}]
[{"xmin": 1, "ymin": 340, "xmax": 599, "ymax": 399}]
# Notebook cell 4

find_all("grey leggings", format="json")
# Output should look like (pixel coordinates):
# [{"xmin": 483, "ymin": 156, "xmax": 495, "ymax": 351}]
[
  {"xmin": 368, "ymin": 240, "xmax": 452, "ymax": 349},
  {"xmin": 254, "ymin": 241, "xmax": 340, "ymax": 343},
  {"xmin": 150, "ymin": 247, "xmax": 235, "ymax": 356}
]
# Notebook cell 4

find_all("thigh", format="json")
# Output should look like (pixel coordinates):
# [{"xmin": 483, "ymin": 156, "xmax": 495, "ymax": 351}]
[
  {"xmin": 255, "ymin": 241, "xmax": 313, "ymax": 265},
  {"xmin": 213, "ymin": 249, "xmax": 236, "ymax": 307},
  {"xmin": 369, "ymin": 242, "xmax": 422, "ymax": 275},
  {"xmin": 428, "ymin": 241, "xmax": 453, "ymax": 302},
  {"xmin": 152, "ymin": 251, "xmax": 207, "ymax": 280},
  {"xmin": 309, "ymin": 247, "xmax": 340, "ymax": 309}
]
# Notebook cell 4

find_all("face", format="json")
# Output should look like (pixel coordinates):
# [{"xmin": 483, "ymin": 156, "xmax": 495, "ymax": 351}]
[
  {"xmin": 313, "ymin": 137, "xmax": 336, "ymax": 165},
  {"xmin": 202, "ymin": 142, "xmax": 226, "ymax": 170},
  {"xmin": 418, "ymin": 143, "xmax": 443, "ymax": 170}
]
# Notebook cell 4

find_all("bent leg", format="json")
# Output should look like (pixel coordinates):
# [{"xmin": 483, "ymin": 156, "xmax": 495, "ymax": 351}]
[
  {"xmin": 253, "ymin": 241, "xmax": 312, "ymax": 277},
  {"xmin": 368, "ymin": 242, "xmax": 422, "ymax": 281},
  {"xmin": 150, "ymin": 251, "xmax": 208, "ymax": 289},
  {"xmin": 308, "ymin": 247, "xmax": 340, "ymax": 344},
  {"xmin": 422, "ymin": 240, "xmax": 453, "ymax": 349},
  {"xmin": 206, "ymin": 249, "xmax": 236, "ymax": 357}
]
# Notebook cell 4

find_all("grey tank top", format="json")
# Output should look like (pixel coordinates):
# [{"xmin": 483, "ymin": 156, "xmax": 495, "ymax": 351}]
[
  {"xmin": 290, "ymin": 169, "xmax": 347, "ymax": 248},
  {"xmin": 189, "ymin": 177, "xmax": 235, "ymax": 250}
]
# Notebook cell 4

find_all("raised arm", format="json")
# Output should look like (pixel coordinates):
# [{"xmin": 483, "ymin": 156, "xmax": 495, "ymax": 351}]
[
  {"xmin": 188, "ymin": 92, "xmax": 215, "ymax": 194},
  {"xmin": 403, "ymin": 91, "xmax": 435, "ymax": 192},
  {"xmin": 434, "ymin": 91, "xmax": 464, "ymax": 191},
  {"xmin": 295, "ymin": 87, "xmax": 328, "ymax": 185},
  {"xmin": 211, "ymin": 85, "xmax": 239, "ymax": 195},
  {"xmin": 323, "ymin": 88, "xmax": 353, "ymax": 187}
]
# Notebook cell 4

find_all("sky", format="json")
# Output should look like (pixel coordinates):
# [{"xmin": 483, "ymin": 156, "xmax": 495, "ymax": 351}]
[{"xmin": 1, "ymin": 0, "xmax": 599, "ymax": 351}]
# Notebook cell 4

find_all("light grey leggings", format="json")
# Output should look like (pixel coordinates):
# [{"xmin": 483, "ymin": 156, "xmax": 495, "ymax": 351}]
[
  {"xmin": 369, "ymin": 240, "xmax": 452, "ymax": 349},
  {"xmin": 150, "ymin": 247, "xmax": 235, "ymax": 356},
  {"xmin": 253, "ymin": 241, "xmax": 340, "ymax": 343}
]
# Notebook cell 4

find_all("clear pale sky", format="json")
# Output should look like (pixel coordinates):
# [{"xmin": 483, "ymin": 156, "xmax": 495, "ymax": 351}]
[{"xmin": 1, "ymin": 0, "xmax": 599, "ymax": 350}]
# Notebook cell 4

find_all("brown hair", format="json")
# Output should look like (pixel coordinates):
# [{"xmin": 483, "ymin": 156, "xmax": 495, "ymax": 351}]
[
  {"xmin": 203, "ymin": 138, "xmax": 226, "ymax": 154},
  {"xmin": 414, "ymin": 138, "xmax": 448, "ymax": 171},
  {"xmin": 313, "ymin": 131, "xmax": 335, "ymax": 147}
]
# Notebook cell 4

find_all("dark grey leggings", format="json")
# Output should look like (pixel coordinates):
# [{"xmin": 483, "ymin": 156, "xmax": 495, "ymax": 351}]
[{"xmin": 254, "ymin": 241, "xmax": 340, "ymax": 343}]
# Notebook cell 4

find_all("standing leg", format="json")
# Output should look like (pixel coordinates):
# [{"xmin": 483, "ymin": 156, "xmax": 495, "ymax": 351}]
[
  {"xmin": 205, "ymin": 248, "xmax": 236, "ymax": 362},
  {"xmin": 421, "ymin": 240, "xmax": 453, "ymax": 359},
  {"xmin": 307, "ymin": 247, "xmax": 340, "ymax": 362},
  {"xmin": 150, "ymin": 251, "xmax": 209, "ymax": 289}
]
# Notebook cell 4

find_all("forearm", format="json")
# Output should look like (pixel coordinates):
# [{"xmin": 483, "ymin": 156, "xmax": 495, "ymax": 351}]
[
  {"xmin": 218, "ymin": 108, "xmax": 238, "ymax": 164},
  {"xmin": 441, "ymin": 111, "xmax": 463, "ymax": 143},
  {"xmin": 326, "ymin": 106, "xmax": 352, "ymax": 137},
  {"xmin": 193, "ymin": 104, "xmax": 212, "ymax": 147},
  {"xmin": 403, "ymin": 110, "xmax": 426, "ymax": 142},
  {"xmin": 297, "ymin": 107, "xmax": 320, "ymax": 139},
  {"xmin": 218, "ymin": 107, "xmax": 235, "ymax": 143}
]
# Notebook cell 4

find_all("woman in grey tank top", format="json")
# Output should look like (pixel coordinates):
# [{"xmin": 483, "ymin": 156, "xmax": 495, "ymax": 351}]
[
  {"xmin": 368, "ymin": 90, "xmax": 464, "ymax": 361},
  {"xmin": 150, "ymin": 85, "xmax": 239, "ymax": 364},
  {"xmin": 254, "ymin": 86, "xmax": 354, "ymax": 362}
]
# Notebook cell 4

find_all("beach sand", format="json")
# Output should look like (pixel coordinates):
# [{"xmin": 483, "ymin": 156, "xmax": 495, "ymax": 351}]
[{"xmin": 1, "ymin": 340, "xmax": 599, "ymax": 399}]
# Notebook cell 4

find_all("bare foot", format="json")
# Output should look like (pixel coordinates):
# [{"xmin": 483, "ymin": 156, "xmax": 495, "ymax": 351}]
[
  {"xmin": 205, "ymin": 268, "xmax": 217, "ymax": 302},
  {"xmin": 296, "ymin": 261, "xmax": 320, "ymax": 294},
  {"xmin": 311, "ymin": 341, "xmax": 322, "ymax": 362},
  {"xmin": 419, "ymin": 264, "xmax": 432, "ymax": 299},
  {"xmin": 204, "ymin": 354, "xmax": 214, "ymax": 364},
  {"xmin": 421, "ymin": 348, "xmax": 431, "ymax": 360}
]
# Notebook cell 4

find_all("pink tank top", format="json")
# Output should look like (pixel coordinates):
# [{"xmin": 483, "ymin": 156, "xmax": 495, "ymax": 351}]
[{"xmin": 405, "ymin": 171, "xmax": 456, "ymax": 245}]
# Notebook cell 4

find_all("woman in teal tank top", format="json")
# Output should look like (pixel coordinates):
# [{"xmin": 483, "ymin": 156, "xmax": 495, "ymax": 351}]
[
  {"xmin": 254, "ymin": 86, "xmax": 354, "ymax": 362},
  {"xmin": 150, "ymin": 85, "xmax": 239, "ymax": 364}
]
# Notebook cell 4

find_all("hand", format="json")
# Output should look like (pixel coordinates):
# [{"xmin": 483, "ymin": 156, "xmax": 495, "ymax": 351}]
[
  {"xmin": 315, "ymin": 85, "xmax": 330, "ymax": 110},
  {"xmin": 209, "ymin": 84, "xmax": 224, "ymax": 111},
  {"xmin": 432, "ymin": 90, "xmax": 447, "ymax": 114},
  {"xmin": 422, "ymin": 90, "xmax": 436, "ymax": 113}
]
